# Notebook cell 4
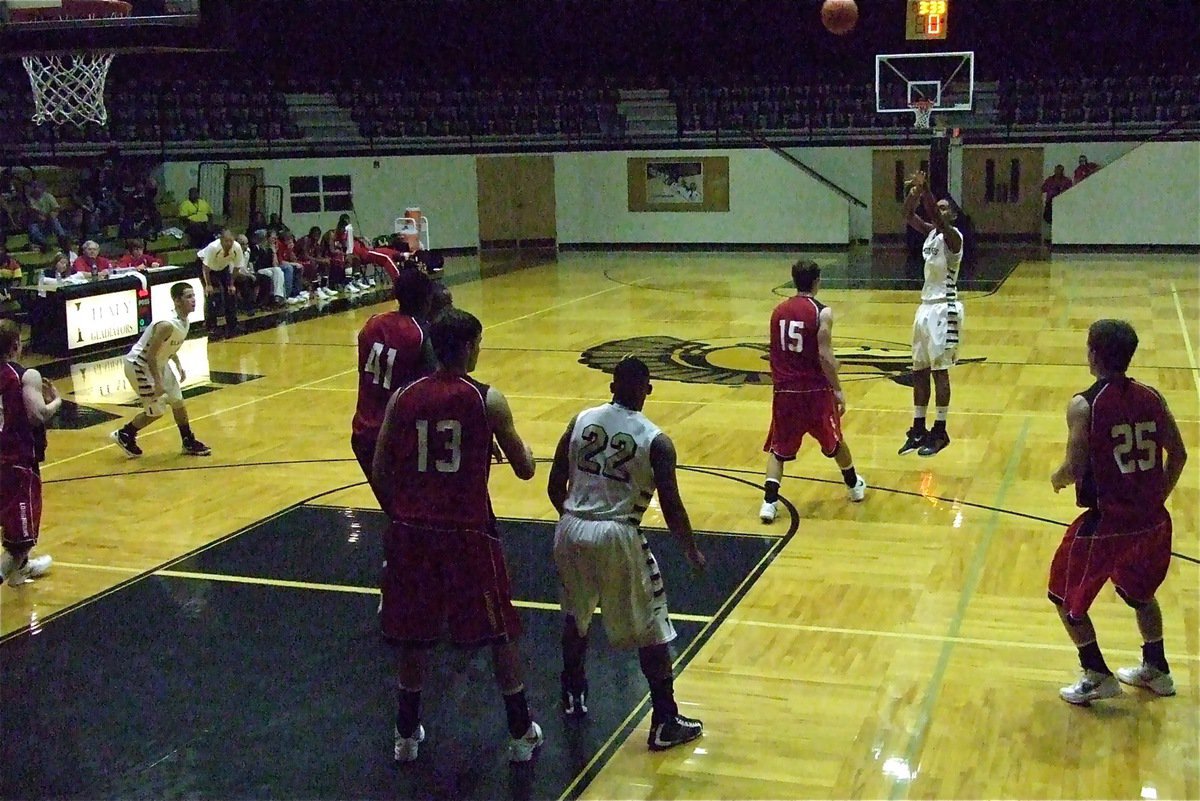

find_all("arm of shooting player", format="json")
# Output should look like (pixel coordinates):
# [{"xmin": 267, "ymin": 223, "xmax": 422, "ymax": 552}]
[
  {"xmin": 903, "ymin": 175, "xmax": 934, "ymax": 235},
  {"xmin": 649, "ymin": 433, "xmax": 705, "ymax": 571},
  {"xmin": 546, "ymin": 416, "xmax": 576, "ymax": 515},
  {"xmin": 486, "ymin": 386, "xmax": 535, "ymax": 480},
  {"xmin": 920, "ymin": 189, "xmax": 963, "ymax": 253}
]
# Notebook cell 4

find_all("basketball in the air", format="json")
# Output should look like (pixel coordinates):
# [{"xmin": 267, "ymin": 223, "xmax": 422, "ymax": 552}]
[{"xmin": 820, "ymin": 0, "xmax": 858, "ymax": 35}]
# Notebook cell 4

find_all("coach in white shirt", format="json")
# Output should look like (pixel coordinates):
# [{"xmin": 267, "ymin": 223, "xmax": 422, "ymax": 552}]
[{"xmin": 198, "ymin": 229, "xmax": 243, "ymax": 329}]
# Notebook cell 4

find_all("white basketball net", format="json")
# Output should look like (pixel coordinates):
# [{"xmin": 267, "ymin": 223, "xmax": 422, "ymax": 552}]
[
  {"xmin": 911, "ymin": 101, "xmax": 935, "ymax": 129},
  {"xmin": 22, "ymin": 51, "xmax": 116, "ymax": 127}
]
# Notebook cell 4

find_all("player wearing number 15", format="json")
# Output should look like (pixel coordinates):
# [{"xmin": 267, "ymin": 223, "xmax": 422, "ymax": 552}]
[
  {"xmin": 760, "ymin": 260, "xmax": 866, "ymax": 524},
  {"xmin": 1049, "ymin": 320, "xmax": 1187, "ymax": 705},
  {"xmin": 372, "ymin": 308, "xmax": 544, "ymax": 764},
  {"xmin": 350, "ymin": 269, "xmax": 436, "ymax": 492}
]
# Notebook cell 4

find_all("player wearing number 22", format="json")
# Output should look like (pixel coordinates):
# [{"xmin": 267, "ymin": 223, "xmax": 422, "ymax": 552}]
[
  {"xmin": 350, "ymin": 269, "xmax": 436, "ymax": 492},
  {"xmin": 759, "ymin": 259, "xmax": 866, "ymax": 524},
  {"xmin": 1049, "ymin": 320, "xmax": 1188, "ymax": 706},
  {"xmin": 372, "ymin": 308, "xmax": 544, "ymax": 764}
]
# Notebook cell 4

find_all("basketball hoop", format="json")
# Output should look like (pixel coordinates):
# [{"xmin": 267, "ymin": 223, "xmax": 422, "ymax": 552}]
[
  {"xmin": 12, "ymin": 0, "xmax": 133, "ymax": 127},
  {"xmin": 910, "ymin": 99, "xmax": 935, "ymax": 129}
]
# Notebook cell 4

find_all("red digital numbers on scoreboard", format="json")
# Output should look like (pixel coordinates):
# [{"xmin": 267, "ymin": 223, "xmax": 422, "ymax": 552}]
[{"xmin": 907, "ymin": 0, "xmax": 949, "ymax": 40}]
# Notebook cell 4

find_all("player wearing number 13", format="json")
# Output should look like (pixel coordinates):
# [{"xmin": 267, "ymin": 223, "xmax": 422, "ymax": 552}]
[
  {"xmin": 350, "ymin": 269, "xmax": 436, "ymax": 493},
  {"xmin": 372, "ymin": 308, "xmax": 544, "ymax": 763},
  {"xmin": 1049, "ymin": 320, "xmax": 1187, "ymax": 705}
]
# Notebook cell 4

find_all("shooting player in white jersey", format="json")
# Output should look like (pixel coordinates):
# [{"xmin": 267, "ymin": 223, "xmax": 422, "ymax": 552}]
[
  {"xmin": 111, "ymin": 282, "xmax": 211, "ymax": 458},
  {"xmin": 548, "ymin": 356, "xmax": 707, "ymax": 752},
  {"xmin": 897, "ymin": 170, "xmax": 964, "ymax": 457}
]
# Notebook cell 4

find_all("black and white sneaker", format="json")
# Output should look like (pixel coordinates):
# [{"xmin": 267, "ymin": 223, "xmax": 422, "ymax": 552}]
[
  {"xmin": 562, "ymin": 682, "xmax": 589, "ymax": 718},
  {"xmin": 111, "ymin": 429, "xmax": 143, "ymax": 457},
  {"xmin": 917, "ymin": 429, "xmax": 950, "ymax": 457},
  {"xmin": 647, "ymin": 714, "xmax": 703, "ymax": 751},
  {"xmin": 182, "ymin": 438, "xmax": 212, "ymax": 456},
  {"xmin": 897, "ymin": 427, "xmax": 926, "ymax": 456}
]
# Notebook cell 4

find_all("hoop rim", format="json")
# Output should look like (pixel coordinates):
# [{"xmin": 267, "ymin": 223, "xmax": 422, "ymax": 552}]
[
  {"xmin": 909, "ymin": 99, "xmax": 936, "ymax": 110},
  {"xmin": 7, "ymin": 0, "xmax": 132, "ymax": 21}
]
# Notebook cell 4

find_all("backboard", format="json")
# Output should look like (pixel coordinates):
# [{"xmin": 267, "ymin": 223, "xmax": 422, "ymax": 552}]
[
  {"xmin": 875, "ymin": 51, "xmax": 975, "ymax": 116},
  {"xmin": 0, "ymin": 0, "xmax": 200, "ymax": 30}
]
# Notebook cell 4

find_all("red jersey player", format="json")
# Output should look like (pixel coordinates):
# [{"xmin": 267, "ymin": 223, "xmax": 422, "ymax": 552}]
[
  {"xmin": 0, "ymin": 319, "xmax": 62, "ymax": 585},
  {"xmin": 372, "ymin": 307, "xmax": 543, "ymax": 764},
  {"xmin": 760, "ymin": 259, "xmax": 866, "ymax": 524},
  {"xmin": 350, "ymin": 270, "xmax": 436, "ymax": 493},
  {"xmin": 1049, "ymin": 319, "xmax": 1187, "ymax": 705}
]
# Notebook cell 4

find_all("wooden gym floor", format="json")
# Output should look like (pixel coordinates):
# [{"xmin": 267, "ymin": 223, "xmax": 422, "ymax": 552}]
[{"xmin": 1, "ymin": 247, "xmax": 1197, "ymax": 800}]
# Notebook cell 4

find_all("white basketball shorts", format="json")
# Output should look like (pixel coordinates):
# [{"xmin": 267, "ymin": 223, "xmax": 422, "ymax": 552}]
[
  {"xmin": 911, "ymin": 301, "xmax": 964, "ymax": 371},
  {"xmin": 553, "ymin": 513, "xmax": 677, "ymax": 650},
  {"xmin": 124, "ymin": 359, "xmax": 182, "ymax": 413}
]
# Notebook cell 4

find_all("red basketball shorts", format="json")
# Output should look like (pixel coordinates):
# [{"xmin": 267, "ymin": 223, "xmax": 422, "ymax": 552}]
[
  {"xmin": 763, "ymin": 388, "xmax": 842, "ymax": 460},
  {"xmin": 381, "ymin": 520, "xmax": 523, "ymax": 646},
  {"xmin": 0, "ymin": 463, "xmax": 42, "ymax": 550},
  {"xmin": 1047, "ymin": 509, "xmax": 1172, "ymax": 621}
]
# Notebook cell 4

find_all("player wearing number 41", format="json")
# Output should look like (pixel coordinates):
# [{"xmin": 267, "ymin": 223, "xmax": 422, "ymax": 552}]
[
  {"xmin": 760, "ymin": 260, "xmax": 866, "ymax": 524},
  {"xmin": 1048, "ymin": 320, "xmax": 1187, "ymax": 705},
  {"xmin": 898, "ymin": 170, "xmax": 963, "ymax": 458},
  {"xmin": 548, "ymin": 356, "xmax": 707, "ymax": 751},
  {"xmin": 372, "ymin": 308, "xmax": 543, "ymax": 764},
  {"xmin": 350, "ymin": 269, "xmax": 436, "ymax": 497}
]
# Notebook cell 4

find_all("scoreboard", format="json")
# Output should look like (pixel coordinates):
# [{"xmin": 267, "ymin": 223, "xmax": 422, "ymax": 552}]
[{"xmin": 907, "ymin": 0, "xmax": 949, "ymax": 40}]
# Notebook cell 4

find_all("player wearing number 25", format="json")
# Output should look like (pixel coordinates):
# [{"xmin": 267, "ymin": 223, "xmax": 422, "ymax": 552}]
[
  {"xmin": 759, "ymin": 260, "xmax": 866, "ymax": 524},
  {"xmin": 1049, "ymin": 319, "xmax": 1188, "ymax": 706},
  {"xmin": 372, "ymin": 308, "xmax": 544, "ymax": 763},
  {"xmin": 350, "ymin": 269, "xmax": 436, "ymax": 494}
]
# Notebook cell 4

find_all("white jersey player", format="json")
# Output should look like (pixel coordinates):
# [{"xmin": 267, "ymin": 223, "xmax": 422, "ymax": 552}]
[
  {"xmin": 547, "ymin": 357, "xmax": 706, "ymax": 752},
  {"xmin": 111, "ymin": 283, "xmax": 211, "ymax": 458},
  {"xmin": 898, "ymin": 171, "xmax": 964, "ymax": 458}
]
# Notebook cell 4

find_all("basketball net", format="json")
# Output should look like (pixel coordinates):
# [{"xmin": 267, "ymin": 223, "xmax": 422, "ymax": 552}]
[
  {"xmin": 22, "ymin": 52, "xmax": 116, "ymax": 126},
  {"xmin": 911, "ymin": 100, "xmax": 935, "ymax": 130}
]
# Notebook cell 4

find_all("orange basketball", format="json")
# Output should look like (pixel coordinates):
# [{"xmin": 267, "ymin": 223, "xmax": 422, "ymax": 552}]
[{"xmin": 821, "ymin": 0, "xmax": 858, "ymax": 35}]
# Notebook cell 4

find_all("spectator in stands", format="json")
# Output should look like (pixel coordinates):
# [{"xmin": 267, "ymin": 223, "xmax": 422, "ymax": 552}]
[
  {"xmin": 179, "ymin": 188, "xmax": 216, "ymax": 248},
  {"xmin": 83, "ymin": 158, "xmax": 122, "ymax": 227},
  {"xmin": 58, "ymin": 237, "xmax": 80, "ymax": 271},
  {"xmin": 0, "ymin": 244, "xmax": 23, "ymax": 301},
  {"xmin": 116, "ymin": 238, "xmax": 164, "ymax": 272},
  {"xmin": 266, "ymin": 212, "xmax": 289, "ymax": 236},
  {"xmin": 1041, "ymin": 165, "xmax": 1073, "ymax": 225},
  {"xmin": 1074, "ymin": 154, "xmax": 1100, "ymax": 183},
  {"xmin": 0, "ymin": 168, "xmax": 22, "ymax": 239},
  {"xmin": 246, "ymin": 210, "xmax": 268, "ymax": 240},
  {"xmin": 73, "ymin": 240, "xmax": 113, "ymax": 280},
  {"xmin": 69, "ymin": 185, "xmax": 101, "ymax": 241},
  {"xmin": 46, "ymin": 251, "xmax": 72, "ymax": 281},
  {"xmin": 25, "ymin": 181, "xmax": 68, "ymax": 252},
  {"xmin": 118, "ymin": 200, "xmax": 158, "ymax": 241}
]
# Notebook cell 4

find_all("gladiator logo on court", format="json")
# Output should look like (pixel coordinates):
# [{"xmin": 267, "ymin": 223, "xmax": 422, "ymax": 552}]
[{"xmin": 579, "ymin": 336, "xmax": 984, "ymax": 387}]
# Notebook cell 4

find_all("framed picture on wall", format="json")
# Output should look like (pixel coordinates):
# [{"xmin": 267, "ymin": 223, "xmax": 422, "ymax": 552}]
[
  {"xmin": 646, "ymin": 161, "xmax": 703, "ymax": 204},
  {"xmin": 629, "ymin": 157, "xmax": 729, "ymax": 212}
]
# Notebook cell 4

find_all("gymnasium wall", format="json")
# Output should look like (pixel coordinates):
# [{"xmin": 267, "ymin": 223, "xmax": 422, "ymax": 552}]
[
  {"xmin": 1051, "ymin": 141, "xmax": 1200, "ymax": 246},
  {"xmin": 161, "ymin": 156, "xmax": 480, "ymax": 248},
  {"xmin": 162, "ymin": 148, "xmax": 860, "ymax": 249}
]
